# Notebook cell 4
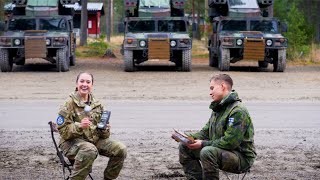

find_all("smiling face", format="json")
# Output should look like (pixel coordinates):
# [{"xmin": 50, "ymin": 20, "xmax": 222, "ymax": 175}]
[
  {"xmin": 209, "ymin": 80, "xmax": 230, "ymax": 102},
  {"xmin": 76, "ymin": 73, "xmax": 93, "ymax": 99}
]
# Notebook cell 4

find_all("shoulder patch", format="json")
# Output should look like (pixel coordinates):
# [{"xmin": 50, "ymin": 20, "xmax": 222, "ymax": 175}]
[
  {"xmin": 56, "ymin": 116, "xmax": 65, "ymax": 125},
  {"xmin": 228, "ymin": 118, "xmax": 234, "ymax": 126}
]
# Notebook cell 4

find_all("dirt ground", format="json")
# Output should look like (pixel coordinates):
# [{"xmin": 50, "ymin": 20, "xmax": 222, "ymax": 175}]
[{"xmin": 0, "ymin": 57, "xmax": 320, "ymax": 180}]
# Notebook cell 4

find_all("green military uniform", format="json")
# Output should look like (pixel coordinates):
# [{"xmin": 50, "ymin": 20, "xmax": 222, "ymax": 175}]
[
  {"xmin": 179, "ymin": 90, "xmax": 256, "ymax": 180},
  {"xmin": 57, "ymin": 91, "xmax": 127, "ymax": 180}
]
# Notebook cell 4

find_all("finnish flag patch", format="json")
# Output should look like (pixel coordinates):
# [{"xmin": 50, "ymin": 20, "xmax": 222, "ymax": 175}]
[{"xmin": 228, "ymin": 118, "xmax": 234, "ymax": 126}]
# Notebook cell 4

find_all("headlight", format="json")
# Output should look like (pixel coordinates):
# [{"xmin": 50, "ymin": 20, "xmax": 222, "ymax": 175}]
[
  {"xmin": 139, "ymin": 40, "xmax": 146, "ymax": 47},
  {"xmin": 236, "ymin": 39, "xmax": 243, "ymax": 46},
  {"xmin": 170, "ymin": 40, "xmax": 177, "ymax": 47},
  {"xmin": 46, "ymin": 39, "xmax": 51, "ymax": 46},
  {"xmin": 266, "ymin": 39, "xmax": 273, "ymax": 46},
  {"xmin": 14, "ymin": 39, "xmax": 21, "ymax": 46}
]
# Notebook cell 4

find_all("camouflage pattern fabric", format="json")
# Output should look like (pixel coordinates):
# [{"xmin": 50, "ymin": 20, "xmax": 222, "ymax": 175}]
[
  {"xmin": 179, "ymin": 144, "xmax": 249, "ymax": 180},
  {"xmin": 57, "ymin": 91, "xmax": 127, "ymax": 180},
  {"xmin": 181, "ymin": 90, "xmax": 256, "ymax": 179},
  {"xmin": 57, "ymin": 91, "xmax": 109, "ymax": 145}
]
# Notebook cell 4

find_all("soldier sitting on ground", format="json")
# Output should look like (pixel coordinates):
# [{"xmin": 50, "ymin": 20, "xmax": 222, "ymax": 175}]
[
  {"xmin": 56, "ymin": 72, "xmax": 127, "ymax": 180},
  {"xmin": 175, "ymin": 74, "xmax": 256, "ymax": 180}
]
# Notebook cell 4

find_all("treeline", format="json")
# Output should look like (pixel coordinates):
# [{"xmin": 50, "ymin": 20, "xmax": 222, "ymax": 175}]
[
  {"xmin": 1, "ymin": 0, "xmax": 319, "ymax": 59},
  {"xmin": 274, "ymin": 0, "xmax": 320, "ymax": 59}
]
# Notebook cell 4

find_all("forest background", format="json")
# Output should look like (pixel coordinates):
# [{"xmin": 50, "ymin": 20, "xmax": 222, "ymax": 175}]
[{"xmin": 0, "ymin": 0, "xmax": 319, "ymax": 62}]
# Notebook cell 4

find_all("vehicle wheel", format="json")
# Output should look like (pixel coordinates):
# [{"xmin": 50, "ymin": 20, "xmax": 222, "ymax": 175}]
[
  {"xmin": 209, "ymin": 50, "xmax": 218, "ymax": 67},
  {"xmin": 56, "ymin": 48, "xmax": 69, "ymax": 72},
  {"xmin": 273, "ymin": 49, "xmax": 286, "ymax": 72},
  {"xmin": 124, "ymin": 50, "xmax": 134, "ymax": 72},
  {"xmin": 182, "ymin": 49, "xmax": 192, "ymax": 72},
  {"xmin": 258, "ymin": 61, "xmax": 268, "ymax": 68},
  {"xmin": 70, "ymin": 54, "xmax": 76, "ymax": 66},
  {"xmin": 218, "ymin": 47, "xmax": 230, "ymax": 71},
  {"xmin": 0, "ymin": 49, "xmax": 13, "ymax": 72}
]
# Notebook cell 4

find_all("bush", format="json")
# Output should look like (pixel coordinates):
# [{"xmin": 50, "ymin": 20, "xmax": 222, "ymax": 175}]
[{"xmin": 76, "ymin": 35, "xmax": 110, "ymax": 57}]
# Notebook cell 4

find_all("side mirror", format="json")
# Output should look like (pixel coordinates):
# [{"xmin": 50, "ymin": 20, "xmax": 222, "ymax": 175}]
[
  {"xmin": 281, "ymin": 22, "xmax": 288, "ymax": 33},
  {"xmin": 118, "ymin": 23, "xmax": 125, "ymax": 33},
  {"xmin": 213, "ymin": 23, "xmax": 217, "ymax": 33},
  {"xmin": 192, "ymin": 23, "xmax": 197, "ymax": 32},
  {"xmin": 0, "ymin": 21, "xmax": 5, "ymax": 31}
]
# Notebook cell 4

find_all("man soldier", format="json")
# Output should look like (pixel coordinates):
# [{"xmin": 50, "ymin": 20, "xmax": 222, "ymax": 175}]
[{"xmin": 177, "ymin": 74, "xmax": 256, "ymax": 179}]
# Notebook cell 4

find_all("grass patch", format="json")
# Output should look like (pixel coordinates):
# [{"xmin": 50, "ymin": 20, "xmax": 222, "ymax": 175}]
[
  {"xmin": 288, "ymin": 43, "xmax": 320, "ymax": 65},
  {"xmin": 76, "ymin": 38, "xmax": 109, "ymax": 57},
  {"xmin": 192, "ymin": 39, "xmax": 209, "ymax": 58}
]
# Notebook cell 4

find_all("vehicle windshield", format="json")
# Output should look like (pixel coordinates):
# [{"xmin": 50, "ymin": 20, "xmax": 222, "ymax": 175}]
[
  {"xmin": 158, "ymin": 20, "xmax": 186, "ymax": 32},
  {"xmin": 8, "ymin": 18, "xmax": 36, "ymax": 31},
  {"xmin": 127, "ymin": 20, "xmax": 155, "ymax": 33},
  {"xmin": 228, "ymin": 0, "xmax": 259, "ymax": 8},
  {"xmin": 221, "ymin": 20, "xmax": 247, "ymax": 31},
  {"xmin": 139, "ymin": 0, "xmax": 170, "ymax": 8},
  {"xmin": 250, "ymin": 20, "xmax": 278, "ymax": 33},
  {"xmin": 39, "ymin": 18, "xmax": 68, "ymax": 31}
]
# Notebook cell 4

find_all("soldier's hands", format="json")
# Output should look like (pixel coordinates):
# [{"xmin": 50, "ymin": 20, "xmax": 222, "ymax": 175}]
[
  {"xmin": 106, "ymin": 124, "xmax": 111, "ymax": 130},
  {"xmin": 187, "ymin": 140, "xmax": 202, "ymax": 149},
  {"xmin": 81, "ymin": 118, "xmax": 91, "ymax": 128}
]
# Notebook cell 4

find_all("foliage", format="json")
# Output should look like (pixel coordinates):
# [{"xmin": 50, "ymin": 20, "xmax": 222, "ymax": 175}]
[
  {"xmin": 284, "ymin": 3, "xmax": 308, "ymax": 58},
  {"xmin": 76, "ymin": 35, "xmax": 110, "ymax": 57},
  {"xmin": 274, "ymin": 0, "xmax": 317, "ymax": 60}
]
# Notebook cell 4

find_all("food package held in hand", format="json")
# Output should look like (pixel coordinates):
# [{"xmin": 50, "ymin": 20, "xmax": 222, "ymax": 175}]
[{"xmin": 172, "ymin": 129, "xmax": 195, "ymax": 145}]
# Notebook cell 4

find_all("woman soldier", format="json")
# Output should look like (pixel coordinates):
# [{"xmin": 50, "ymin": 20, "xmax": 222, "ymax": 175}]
[{"xmin": 56, "ymin": 72, "xmax": 127, "ymax": 180}]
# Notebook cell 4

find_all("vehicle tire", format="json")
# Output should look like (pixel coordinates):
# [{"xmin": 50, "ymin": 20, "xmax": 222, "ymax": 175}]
[
  {"xmin": 70, "ymin": 54, "xmax": 76, "ymax": 66},
  {"xmin": 209, "ymin": 50, "xmax": 218, "ymax": 67},
  {"xmin": 218, "ymin": 47, "xmax": 230, "ymax": 71},
  {"xmin": 273, "ymin": 49, "xmax": 286, "ymax": 72},
  {"xmin": 124, "ymin": 50, "xmax": 134, "ymax": 72},
  {"xmin": 0, "ymin": 49, "xmax": 13, "ymax": 72},
  {"xmin": 182, "ymin": 49, "xmax": 192, "ymax": 72},
  {"xmin": 258, "ymin": 61, "xmax": 268, "ymax": 68},
  {"xmin": 56, "ymin": 48, "xmax": 70, "ymax": 72}
]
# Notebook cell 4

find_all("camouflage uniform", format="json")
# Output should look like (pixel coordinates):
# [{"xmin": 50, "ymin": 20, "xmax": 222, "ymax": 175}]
[
  {"xmin": 57, "ymin": 91, "xmax": 127, "ymax": 180},
  {"xmin": 179, "ymin": 90, "xmax": 256, "ymax": 180}
]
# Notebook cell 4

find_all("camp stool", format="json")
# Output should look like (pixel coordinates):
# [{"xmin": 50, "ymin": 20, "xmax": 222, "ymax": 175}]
[{"xmin": 48, "ymin": 121, "xmax": 94, "ymax": 180}]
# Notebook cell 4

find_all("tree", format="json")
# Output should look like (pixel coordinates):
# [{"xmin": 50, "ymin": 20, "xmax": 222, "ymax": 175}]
[
  {"xmin": 284, "ymin": 3, "xmax": 308, "ymax": 58},
  {"xmin": 80, "ymin": 0, "xmax": 88, "ymax": 46},
  {"xmin": 106, "ymin": 0, "xmax": 112, "ymax": 42}
]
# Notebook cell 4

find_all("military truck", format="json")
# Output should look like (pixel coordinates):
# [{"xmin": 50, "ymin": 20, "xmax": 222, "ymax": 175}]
[
  {"xmin": 0, "ymin": 0, "xmax": 78, "ymax": 72},
  {"xmin": 207, "ymin": 0, "xmax": 288, "ymax": 72},
  {"xmin": 121, "ymin": 0, "xmax": 192, "ymax": 72}
]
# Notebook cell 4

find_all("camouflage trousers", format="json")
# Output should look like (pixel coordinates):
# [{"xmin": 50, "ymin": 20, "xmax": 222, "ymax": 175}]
[
  {"xmin": 60, "ymin": 138, "xmax": 127, "ymax": 180},
  {"xmin": 179, "ymin": 144, "xmax": 250, "ymax": 180}
]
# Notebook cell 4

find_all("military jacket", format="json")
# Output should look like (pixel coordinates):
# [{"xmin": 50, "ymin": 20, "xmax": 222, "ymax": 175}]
[
  {"xmin": 57, "ymin": 91, "xmax": 110, "ymax": 145},
  {"xmin": 189, "ymin": 90, "xmax": 256, "ymax": 165}
]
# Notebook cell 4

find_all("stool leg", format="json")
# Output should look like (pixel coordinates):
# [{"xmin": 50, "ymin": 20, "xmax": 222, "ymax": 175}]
[
  {"xmin": 241, "ymin": 172, "xmax": 248, "ymax": 180},
  {"xmin": 222, "ymin": 171, "xmax": 232, "ymax": 180}
]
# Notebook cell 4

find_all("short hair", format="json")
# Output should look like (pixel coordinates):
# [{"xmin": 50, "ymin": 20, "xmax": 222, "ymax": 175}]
[
  {"xmin": 210, "ymin": 74, "xmax": 233, "ymax": 89},
  {"xmin": 76, "ymin": 72, "xmax": 94, "ymax": 84}
]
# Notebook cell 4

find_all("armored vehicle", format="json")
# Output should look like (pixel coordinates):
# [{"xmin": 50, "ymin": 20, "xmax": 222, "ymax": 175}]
[
  {"xmin": 207, "ymin": 0, "xmax": 288, "ymax": 72},
  {"xmin": 0, "ymin": 0, "xmax": 78, "ymax": 72},
  {"xmin": 121, "ymin": 0, "xmax": 192, "ymax": 72}
]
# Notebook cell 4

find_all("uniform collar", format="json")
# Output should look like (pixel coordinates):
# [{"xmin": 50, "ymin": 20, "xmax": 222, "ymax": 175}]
[
  {"xmin": 70, "ymin": 91, "xmax": 98, "ymax": 108},
  {"xmin": 209, "ymin": 90, "xmax": 241, "ymax": 112}
]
